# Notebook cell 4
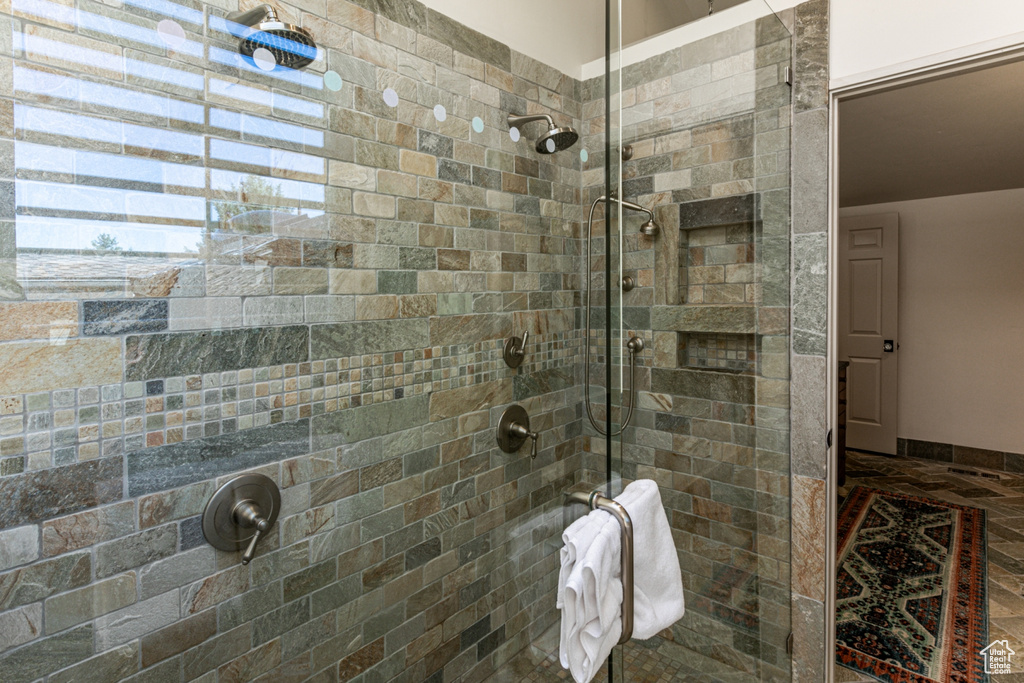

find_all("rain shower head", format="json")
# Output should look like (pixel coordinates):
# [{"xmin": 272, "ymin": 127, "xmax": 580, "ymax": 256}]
[
  {"xmin": 227, "ymin": 5, "xmax": 317, "ymax": 71},
  {"xmin": 507, "ymin": 113, "xmax": 579, "ymax": 154}
]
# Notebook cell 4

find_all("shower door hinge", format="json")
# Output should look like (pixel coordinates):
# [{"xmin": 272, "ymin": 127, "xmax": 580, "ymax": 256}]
[
  {"xmin": 784, "ymin": 66, "xmax": 793, "ymax": 86},
  {"xmin": 826, "ymin": 429, "xmax": 832, "ymax": 448},
  {"xmin": 786, "ymin": 632, "xmax": 794, "ymax": 655}
]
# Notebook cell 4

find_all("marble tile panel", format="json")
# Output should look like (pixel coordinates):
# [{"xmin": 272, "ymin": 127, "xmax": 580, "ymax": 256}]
[
  {"xmin": 0, "ymin": 525, "xmax": 39, "ymax": 571},
  {"xmin": 0, "ymin": 552, "xmax": 91, "ymax": 611},
  {"xmin": 48, "ymin": 642, "xmax": 139, "ymax": 683},
  {"xmin": 83, "ymin": 300, "xmax": 168, "ymax": 336},
  {"xmin": 41, "ymin": 500, "xmax": 135, "ymax": 557},
  {"xmin": 127, "ymin": 419, "xmax": 310, "ymax": 496},
  {"xmin": 0, "ymin": 302, "xmax": 78, "ymax": 341},
  {"xmin": 0, "ymin": 338, "xmax": 122, "ymax": 394},
  {"xmin": 310, "ymin": 319, "xmax": 429, "ymax": 358},
  {"xmin": 790, "ymin": 354, "xmax": 826, "ymax": 479},
  {"xmin": 95, "ymin": 589, "xmax": 181, "ymax": 650},
  {"xmin": 791, "ymin": 231, "xmax": 827, "ymax": 356},
  {"xmin": 651, "ymin": 305, "xmax": 755, "ymax": 333},
  {"xmin": 168, "ymin": 298, "xmax": 242, "ymax": 332},
  {"xmin": 125, "ymin": 326, "xmax": 309, "ymax": 381},
  {"xmin": 0, "ymin": 624, "xmax": 93, "ymax": 683},
  {"xmin": 44, "ymin": 571, "xmax": 137, "ymax": 633},
  {"xmin": 0, "ymin": 457, "xmax": 122, "ymax": 527},
  {"xmin": 0, "ymin": 603, "xmax": 42, "ymax": 654},
  {"xmin": 429, "ymin": 379, "xmax": 512, "ymax": 422},
  {"xmin": 429, "ymin": 313, "xmax": 511, "ymax": 347},
  {"xmin": 423, "ymin": 8, "xmax": 511, "ymax": 71},
  {"xmin": 794, "ymin": 0, "xmax": 828, "ymax": 113},
  {"xmin": 791, "ymin": 475, "xmax": 826, "ymax": 601},
  {"xmin": 312, "ymin": 394, "xmax": 429, "ymax": 450},
  {"xmin": 651, "ymin": 368, "xmax": 755, "ymax": 403}
]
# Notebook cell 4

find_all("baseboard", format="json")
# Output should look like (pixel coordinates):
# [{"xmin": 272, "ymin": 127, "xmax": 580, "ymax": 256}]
[{"xmin": 897, "ymin": 437, "xmax": 1024, "ymax": 473}]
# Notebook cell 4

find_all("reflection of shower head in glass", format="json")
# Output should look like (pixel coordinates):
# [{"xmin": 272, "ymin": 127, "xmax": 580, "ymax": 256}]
[
  {"xmin": 507, "ymin": 113, "xmax": 579, "ymax": 154},
  {"xmin": 226, "ymin": 5, "xmax": 317, "ymax": 70}
]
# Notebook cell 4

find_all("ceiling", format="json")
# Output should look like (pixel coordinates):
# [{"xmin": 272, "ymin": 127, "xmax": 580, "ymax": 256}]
[{"xmin": 839, "ymin": 59, "xmax": 1024, "ymax": 207}]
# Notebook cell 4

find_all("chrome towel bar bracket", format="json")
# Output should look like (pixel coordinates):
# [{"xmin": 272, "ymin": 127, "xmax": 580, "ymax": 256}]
[{"xmin": 564, "ymin": 489, "xmax": 634, "ymax": 644}]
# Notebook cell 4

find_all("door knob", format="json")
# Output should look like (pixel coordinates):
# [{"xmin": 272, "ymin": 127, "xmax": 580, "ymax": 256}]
[{"xmin": 202, "ymin": 474, "xmax": 281, "ymax": 565}]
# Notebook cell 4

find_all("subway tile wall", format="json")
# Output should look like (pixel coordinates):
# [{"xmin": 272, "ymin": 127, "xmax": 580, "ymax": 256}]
[{"xmin": 0, "ymin": 0, "xmax": 590, "ymax": 680}]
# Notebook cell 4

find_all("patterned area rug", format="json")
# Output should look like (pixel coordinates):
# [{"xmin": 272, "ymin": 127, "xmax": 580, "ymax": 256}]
[{"xmin": 836, "ymin": 486, "xmax": 989, "ymax": 683}]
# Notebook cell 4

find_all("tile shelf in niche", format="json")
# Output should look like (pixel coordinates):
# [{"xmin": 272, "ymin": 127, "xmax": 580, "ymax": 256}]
[{"xmin": 650, "ymin": 304, "xmax": 755, "ymax": 335}]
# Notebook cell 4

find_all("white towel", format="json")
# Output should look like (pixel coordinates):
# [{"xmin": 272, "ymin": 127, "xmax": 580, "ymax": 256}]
[
  {"xmin": 561, "ymin": 513, "xmax": 622, "ymax": 683},
  {"xmin": 557, "ymin": 480, "xmax": 686, "ymax": 683},
  {"xmin": 557, "ymin": 509, "xmax": 608, "ymax": 609},
  {"xmin": 557, "ymin": 507, "xmax": 609, "ymax": 664},
  {"xmin": 616, "ymin": 479, "xmax": 685, "ymax": 639}
]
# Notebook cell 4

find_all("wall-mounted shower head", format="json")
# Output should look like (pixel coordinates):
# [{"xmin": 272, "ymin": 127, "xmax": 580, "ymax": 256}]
[
  {"xmin": 507, "ymin": 113, "xmax": 579, "ymax": 154},
  {"xmin": 227, "ymin": 5, "xmax": 317, "ymax": 71}
]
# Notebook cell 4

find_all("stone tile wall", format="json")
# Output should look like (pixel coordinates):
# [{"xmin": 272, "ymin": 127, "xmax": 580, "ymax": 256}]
[
  {"xmin": 0, "ymin": 0, "xmax": 592, "ymax": 680},
  {"xmin": 787, "ymin": 0, "xmax": 832, "ymax": 681},
  {"xmin": 578, "ymin": 14, "xmax": 794, "ymax": 681}
]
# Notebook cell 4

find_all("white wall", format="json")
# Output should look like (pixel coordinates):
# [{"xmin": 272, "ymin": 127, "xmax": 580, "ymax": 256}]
[
  {"xmin": 840, "ymin": 189, "xmax": 1024, "ymax": 454},
  {"xmin": 417, "ymin": 0, "xmax": 604, "ymax": 77},
  {"xmin": 830, "ymin": 0, "xmax": 1024, "ymax": 89},
  {"xmin": 419, "ymin": 0, "xmax": 801, "ymax": 79}
]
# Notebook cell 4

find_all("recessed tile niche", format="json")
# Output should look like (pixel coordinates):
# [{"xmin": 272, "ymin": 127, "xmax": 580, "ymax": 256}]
[{"xmin": 663, "ymin": 194, "xmax": 760, "ymax": 373}]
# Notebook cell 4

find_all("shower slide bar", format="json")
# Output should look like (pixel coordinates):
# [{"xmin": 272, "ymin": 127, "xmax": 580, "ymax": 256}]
[{"xmin": 564, "ymin": 489, "xmax": 634, "ymax": 644}]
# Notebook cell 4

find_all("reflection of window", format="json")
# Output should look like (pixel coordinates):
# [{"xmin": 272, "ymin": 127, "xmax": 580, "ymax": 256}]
[
  {"xmin": 7, "ymin": 0, "xmax": 330, "ymax": 299},
  {"xmin": 213, "ymin": 175, "xmax": 297, "ymax": 232}
]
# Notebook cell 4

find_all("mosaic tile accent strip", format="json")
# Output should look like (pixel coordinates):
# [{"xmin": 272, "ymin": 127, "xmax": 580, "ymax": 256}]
[
  {"xmin": 0, "ymin": 332, "xmax": 581, "ymax": 476},
  {"xmin": 683, "ymin": 332, "xmax": 757, "ymax": 373}
]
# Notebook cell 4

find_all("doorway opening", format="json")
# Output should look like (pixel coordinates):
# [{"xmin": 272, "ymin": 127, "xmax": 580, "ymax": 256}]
[{"xmin": 831, "ymin": 56, "xmax": 1024, "ymax": 682}]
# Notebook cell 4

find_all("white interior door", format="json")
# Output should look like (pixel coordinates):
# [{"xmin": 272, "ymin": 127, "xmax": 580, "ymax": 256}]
[{"xmin": 838, "ymin": 213, "xmax": 899, "ymax": 454}]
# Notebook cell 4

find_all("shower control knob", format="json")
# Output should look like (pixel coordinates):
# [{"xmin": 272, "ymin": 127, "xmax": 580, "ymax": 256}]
[
  {"xmin": 497, "ymin": 405, "xmax": 538, "ymax": 458},
  {"xmin": 202, "ymin": 474, "xmax": 281, "ymax": 566},
  {"xmin": 233, "ymin": 501, "xmax": 271, "ymax": 565},
  {"xmin": 503, "ymin": 331, "xmax": 529, "ymax": 368},
  {"xmin": 509, "ymin": 422, "xmax": 538, "ymax": 459}
]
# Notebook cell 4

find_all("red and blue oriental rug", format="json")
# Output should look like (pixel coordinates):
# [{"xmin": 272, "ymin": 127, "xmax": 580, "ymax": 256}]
[{"xmin": 836, "ymin": 486, "xmax": 988, "ymax": 683}]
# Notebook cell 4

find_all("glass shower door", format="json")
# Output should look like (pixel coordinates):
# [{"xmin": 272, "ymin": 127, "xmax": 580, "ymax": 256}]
[{"xmin": 602, "ymin": 2, "xmax": 795, "ymax": 681}]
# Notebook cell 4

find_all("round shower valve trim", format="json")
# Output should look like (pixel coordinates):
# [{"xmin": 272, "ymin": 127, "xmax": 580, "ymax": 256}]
[{"xmin": 202, "ymin": 473, "xmax": 281, "ymax": 565}]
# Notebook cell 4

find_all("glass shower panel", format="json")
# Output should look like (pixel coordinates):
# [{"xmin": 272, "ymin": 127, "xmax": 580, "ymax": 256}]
[
  {"xmin": 0, "ymin": 2, "xmax": 600, "ymax": 683},
  {"xmin": 607, "ymin": 2, "xmax": 794, "ymax": 681}
]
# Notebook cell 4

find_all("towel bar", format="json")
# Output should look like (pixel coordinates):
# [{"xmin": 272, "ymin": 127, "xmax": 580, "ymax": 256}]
[{"xmin": 564, "ymin": 489, "xmax": 634, "ymax": 644}]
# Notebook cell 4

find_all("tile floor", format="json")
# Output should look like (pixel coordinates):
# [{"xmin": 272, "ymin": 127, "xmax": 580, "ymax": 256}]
[
  {"xmin": 836, "ymin": 450, "xmax": 1024, "ymax": 682},
  {"xmin": 487, "ymin": 622, "xmax": 757, "ymax": 682},
  {"xmin": 489, "ymin": 450, "xmax": 1024, "ymax": 682}
]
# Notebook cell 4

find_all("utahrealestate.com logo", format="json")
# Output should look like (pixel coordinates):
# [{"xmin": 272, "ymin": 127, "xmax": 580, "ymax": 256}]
[{"xmin": 981, "ymin": 640, "xmax": 1015, "ymax": 674}]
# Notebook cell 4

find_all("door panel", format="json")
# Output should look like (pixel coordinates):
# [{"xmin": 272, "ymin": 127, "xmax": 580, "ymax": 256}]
[{"xmin": 839, "ymin": 213, "xmax": 899, "ymax": 454}]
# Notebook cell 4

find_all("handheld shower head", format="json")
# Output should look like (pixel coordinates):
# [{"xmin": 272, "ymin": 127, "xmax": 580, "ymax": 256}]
[
  {"xmin": 227, "ymin": 5, "xmax": 317, "ymax": 71},
  {"xmin": 639, "ymin": 217, "xmax": 659, "ymax": 236},
  {"xmin": 507, "ymin": 113, "xmax": 579, "ymax": 154}
]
